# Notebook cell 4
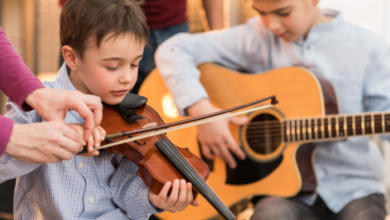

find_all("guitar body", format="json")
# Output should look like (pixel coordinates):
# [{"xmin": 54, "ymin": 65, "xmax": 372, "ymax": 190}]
[{"xmin": 139, "ymin": 64, "xmax": 338, "ymax": 220}]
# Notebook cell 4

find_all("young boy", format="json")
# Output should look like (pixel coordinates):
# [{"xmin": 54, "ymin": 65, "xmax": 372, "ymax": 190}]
[
  {"xmin": 155, "ymin": 0, "xmax": 389, "ymax": 219},
  {"xmin": 0, "ymin": 0, "xmax": 198, "ymax": 219}
]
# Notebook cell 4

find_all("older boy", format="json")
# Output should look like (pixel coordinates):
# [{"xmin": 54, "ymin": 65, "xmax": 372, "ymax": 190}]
[
  {"xmin": 155, "ymin": 0, "xmax": 389, "ymax": 219},
  {"xmin": 0, "ymin": 0, "xmax": 198, "ymax": 219}
]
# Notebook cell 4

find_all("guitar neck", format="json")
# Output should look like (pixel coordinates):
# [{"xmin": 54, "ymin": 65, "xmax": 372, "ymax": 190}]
[{"xmin": 283, "ymin": 112, "xmax": 390, "ymax": 143}]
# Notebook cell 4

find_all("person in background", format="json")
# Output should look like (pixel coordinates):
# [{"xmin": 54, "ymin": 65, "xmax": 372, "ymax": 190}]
[
  {"xmin": 59, "ymin": 0, "xmax": 224, "ymax": 94},
  {"xmin": 0, "ymin": 27, "xmax": 103, "ymax": 164},
  {"xmin": 155, "ymin": 0, "xmax": 389, "ymax": 219}
]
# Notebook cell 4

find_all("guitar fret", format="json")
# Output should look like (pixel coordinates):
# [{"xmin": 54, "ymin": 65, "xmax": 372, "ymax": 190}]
[
  {"xmin": 299, "ymin": 119, "xmax": 303, "ymax": 141},
  {"xmin": 352, "ymin": 115, "xmax": 356, "ymax": 136},
  {"xmin": 286, "ymin": 120, "xmax": 290, "ymax": 143},
  {"xmin": 343, "ymin": 115, "xmax": 347, "ymax": 137},
  {"xmin": 311, "ymin": 119, "xmax": 315, "ymax": 140},
  {"xmin": 326, "ymin": 117, "xmax": 331, "ymax": 138},
  {"xmin": 291, "ymin": 120, "xmax": 295, "ymax": 142},
  {"xmin": 361, "ymin": 114, "xmax": 365, "ymax": 135},
  {"xmin": 338, "ymin": 116, "xmax": 344, "ymax": 137},
  {"xmin": 382, "ymin": 113, "xmax": 385, "ymax": 134},
  {"xmin": 364, "ymin": 114, "xmax": 372, "ymax": 134},
  {"xmin": 302, "ymin": 119, "xmax": 306, "ymax": 140},
  {"xmin": 374, "ymin": 114, "xmax": 383, "ymax": 134},
  {"xmin": 346, "ymin": 116, "xmax": 353, "ymax": 136},
  {"xmin": 296, "ymin": 120, "xmax": 300, "ymax": 141},
  {"xmin": 307, "ymin": 119, "xmax": 311, "ymax": 140},
  {"xmin": 371, "ymin": 114, "xmax": 375, "ymax": 134},
  {"xmin": 314, "ymin": 118, "xmax": 318, "ymax": 140},
  {"xmin": 321, "ymin": 118, "xmax": 325, "ymax": 139},
  {"xmin": 336, "ymin": 117, "xmax": 339, "ymax": 138},
  {"xmin": 386, "ymin": 114, "xmax": 390, "ymax": 132}
]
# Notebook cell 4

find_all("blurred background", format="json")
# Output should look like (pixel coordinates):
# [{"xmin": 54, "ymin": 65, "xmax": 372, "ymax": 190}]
[{"xmin": 1, "ymin": 0, "xmax": 390, "ymax": 219}]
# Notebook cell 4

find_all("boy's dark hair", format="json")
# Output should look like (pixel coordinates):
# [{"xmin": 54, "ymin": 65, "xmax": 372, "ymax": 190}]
[{"xmin": 60, "ymin": 0, "xmax": 149, "ymax": 59}]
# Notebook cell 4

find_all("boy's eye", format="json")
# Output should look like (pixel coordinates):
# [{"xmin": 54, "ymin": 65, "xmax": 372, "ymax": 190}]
[
  {"xmin": 106, "ymin": 66, "xmax": 119, "ymax": 71},
  {"xmin": 131, "ymin": 64, "xmax": 139, "ymax": 68},
  {"xmin": 278, "ymin": 12, "xmax": 290, "ymax": 17}
]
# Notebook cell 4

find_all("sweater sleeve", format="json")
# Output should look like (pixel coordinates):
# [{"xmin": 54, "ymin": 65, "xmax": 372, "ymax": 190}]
[
  {"xmin": 0, "ymin": 27, "xmax": 45, "ymax": 111},
  {"xmin": 0, "ymin": 116, "xmax": 13, "ymax": 157}
]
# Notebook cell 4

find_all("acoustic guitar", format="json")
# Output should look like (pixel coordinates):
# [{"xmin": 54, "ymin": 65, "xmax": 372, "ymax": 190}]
[{"xmin": 139, "ymin": 63, "xmax": 389, "ymax": 220}]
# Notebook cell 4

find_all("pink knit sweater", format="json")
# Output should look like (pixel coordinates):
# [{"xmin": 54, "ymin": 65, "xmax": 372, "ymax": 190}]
[{"xmin": 0, "ymin": 27, "xmax": 45, "ymax": 156}]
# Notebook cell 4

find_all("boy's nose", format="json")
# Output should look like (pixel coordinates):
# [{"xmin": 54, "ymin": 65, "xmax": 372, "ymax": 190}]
[
  {"xmin": 119, "ymin": 68, "xmax": 133, "ymax": 84},
  {"xmin": 266, "ymin": 16, "xmax": 282, "ymax": 33}
]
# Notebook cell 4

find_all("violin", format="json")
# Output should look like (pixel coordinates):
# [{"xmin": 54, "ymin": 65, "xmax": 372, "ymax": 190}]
[{"xmin": 80, "ymin": 93, "xmax": 278, "ymax": 220}]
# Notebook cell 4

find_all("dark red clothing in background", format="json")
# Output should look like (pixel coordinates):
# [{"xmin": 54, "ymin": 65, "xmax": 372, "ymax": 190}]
[
  {"xmin": 141, "ymin": 0, "xmax": 187, "ymax": 29},
  {"xmin": 59, "ymin": 0, "xmax": 67, "ymax": 7},
  {"xmin": 59, "ymin": 0, "xmax": 187, "ymax": 29}
]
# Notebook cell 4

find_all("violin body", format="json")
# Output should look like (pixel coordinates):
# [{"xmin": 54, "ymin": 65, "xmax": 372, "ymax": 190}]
[{"xmin": 101, "ymin": 103, "xmax": 210, "ymax": 196}]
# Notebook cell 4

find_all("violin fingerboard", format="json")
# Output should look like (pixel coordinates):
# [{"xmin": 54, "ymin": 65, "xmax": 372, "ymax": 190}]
[{"xmin": 155, "ymin": 139, "xmax": 236, "ymax": 220}]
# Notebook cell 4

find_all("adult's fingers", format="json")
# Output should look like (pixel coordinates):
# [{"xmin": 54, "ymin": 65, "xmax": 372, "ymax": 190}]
[{"xmin": 69, "ymin": 98, "xmax": 96, "ymax": 140}]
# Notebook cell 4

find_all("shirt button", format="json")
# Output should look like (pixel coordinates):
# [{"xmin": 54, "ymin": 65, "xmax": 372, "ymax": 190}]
[
  {"xmin": 88, "ymin": 196, "xmax": 93, "ymax": 203},
  {"xmin": 79, "ymin": 162, "xmax": 84, "ymax": 168}
]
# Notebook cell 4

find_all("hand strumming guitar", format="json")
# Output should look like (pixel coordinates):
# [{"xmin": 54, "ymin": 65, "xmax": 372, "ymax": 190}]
[{"xmin": 187, "ymin": 99, "xmax": 247, "ymax": 169}]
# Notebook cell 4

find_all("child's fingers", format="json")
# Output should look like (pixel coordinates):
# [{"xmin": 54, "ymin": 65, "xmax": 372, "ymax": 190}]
[
  {"xmin": 176, "ymin": 179, "xmax": 188, "ymax": 210},
  {"xmin": 158, "ymin": 181, "xmax": 172, "ymax": 201},
  {"xmin": 98, "ymin": 126, "xmax": 106, "ymax": 140},
  {"xmin": 185, "ymin": 182, "xmax": 193, "ymax": 206},
  {"xmin": 87, "ymin": 134, "xmax": 94, "ymax": 151},
  {"xmin": 167, "ymin": 179, "xmax": 180, "ymax": 207},
  {"xmin": 191, "ymin": 199, "xmax": 200, "ymax": 207},
  {"xmin": 78, "ymin": 150, "xmax": 100, "ymax": 157},
  {"xmin": 93, "ymin": 128, "xmax": 101, "ymax": 148}
]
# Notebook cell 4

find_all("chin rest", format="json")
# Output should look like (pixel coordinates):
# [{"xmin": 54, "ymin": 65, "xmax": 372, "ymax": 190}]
[
  {"xmin": 120, "ymin": 92, "xmax": 148, "ymax": 109},
  {"xmin": 108, "ymin": 93, "xmax": 148, "ymax": 123}
]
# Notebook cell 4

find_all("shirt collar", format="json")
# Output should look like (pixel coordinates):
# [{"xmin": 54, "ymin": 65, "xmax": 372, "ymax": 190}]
[{"xmin": 55, "ymin": 63, "xmax": 78, "ymax": 92}]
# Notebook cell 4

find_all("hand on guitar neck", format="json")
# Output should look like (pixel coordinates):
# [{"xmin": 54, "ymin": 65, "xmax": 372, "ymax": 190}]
[{"xmin": 187, "ymin": 99, "xmax": 247, "ymax": 169}]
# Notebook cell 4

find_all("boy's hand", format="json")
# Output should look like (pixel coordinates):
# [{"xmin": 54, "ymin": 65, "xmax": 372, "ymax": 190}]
[
  {"xmin": 69, "ymin": 124, "xmax": 106, "ymax": 157},
  {"xmin": 187, "ymin": 99, "xmax": 247, "ymax": 169},
  {"xmin": 149, "ymin": 179, "xmax": 200, "ymax": 213}
]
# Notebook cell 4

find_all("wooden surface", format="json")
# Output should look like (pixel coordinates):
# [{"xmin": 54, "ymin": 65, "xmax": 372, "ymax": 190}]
[{"xmin": 139, "ymin": 64, "xmax": 325, "ymax": 220}]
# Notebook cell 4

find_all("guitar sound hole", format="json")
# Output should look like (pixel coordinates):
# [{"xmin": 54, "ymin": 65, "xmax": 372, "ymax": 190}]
[{"xmin": 246, "ymin": 113, "xmax": 281, "ymax": 155}]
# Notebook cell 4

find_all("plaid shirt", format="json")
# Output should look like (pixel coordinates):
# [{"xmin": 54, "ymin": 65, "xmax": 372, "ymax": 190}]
[{"xmin": 0, "ymin": 64, "xmax": 161, "ymax": 220}]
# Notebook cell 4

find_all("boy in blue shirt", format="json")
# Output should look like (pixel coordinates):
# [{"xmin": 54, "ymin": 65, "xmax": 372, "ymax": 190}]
[
  {"xmin": 0, "ymin": 0, "xmax": 199, "ymax": 219},
  {"xmin": 156, "ymin": 0, "xmax": 389, "ymax": 219}
]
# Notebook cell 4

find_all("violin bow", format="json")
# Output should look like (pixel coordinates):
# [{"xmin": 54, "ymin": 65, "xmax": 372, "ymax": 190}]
[{"xmin": 94, "ymin": 95, "xmax": 279, "ymax": 151}]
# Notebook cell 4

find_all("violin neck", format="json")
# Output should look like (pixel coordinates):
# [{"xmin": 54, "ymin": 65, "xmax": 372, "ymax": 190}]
[{"xmin": 155, "ymin": 139, "xmax": 236, "ymax": 220}]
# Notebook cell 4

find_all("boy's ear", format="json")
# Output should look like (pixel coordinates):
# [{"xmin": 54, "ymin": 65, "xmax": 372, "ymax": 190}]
[
  {"xmin": 312, "ymin": 0, "xmax": 320, "ymax": 5},
  {"xmin": 62, "ymin": 46, "xmax": 78, "ymax": 70}
]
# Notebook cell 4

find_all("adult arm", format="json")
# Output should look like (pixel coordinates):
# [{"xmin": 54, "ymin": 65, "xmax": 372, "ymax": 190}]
[{"xmin": 202, "ymin": 0, "xmax": 224, "ymax": 30}]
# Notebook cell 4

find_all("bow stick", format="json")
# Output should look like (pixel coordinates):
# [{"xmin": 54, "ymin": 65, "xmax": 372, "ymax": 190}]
[{"xmin": 93, "ymin": 95, "xmax": 279, "ymax": 151}]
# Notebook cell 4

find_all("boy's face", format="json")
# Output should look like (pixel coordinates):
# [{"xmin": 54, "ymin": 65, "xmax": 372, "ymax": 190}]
[
  {"xmin": 72, "ymin": 33, "xmax": 144, "ymax": 105},
  {"xmin": 253, "ymin": 0, "xmax": 319, "ymax": 42}
]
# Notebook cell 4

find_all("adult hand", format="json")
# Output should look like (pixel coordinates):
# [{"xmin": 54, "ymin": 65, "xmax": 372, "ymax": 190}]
[
  {"xmin": 187, "ymin": 99, "xmax": 247, "ymax": 169},
  {"xmin": 25, "ymin": 88, "xmax": 103, "ymax": 141},
  {"xmin": 5, "ymin": 121, "xmax": 83, "ymax": 163}
]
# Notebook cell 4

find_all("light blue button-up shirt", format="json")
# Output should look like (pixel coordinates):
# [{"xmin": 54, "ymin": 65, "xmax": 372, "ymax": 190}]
[
  {"xmin": 155, "ymin": 10, "xmax": 389, "ymax": 213},
  {"xmin": 0, "ymin": 64, "xmax": 161, "ymax": 220}
]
